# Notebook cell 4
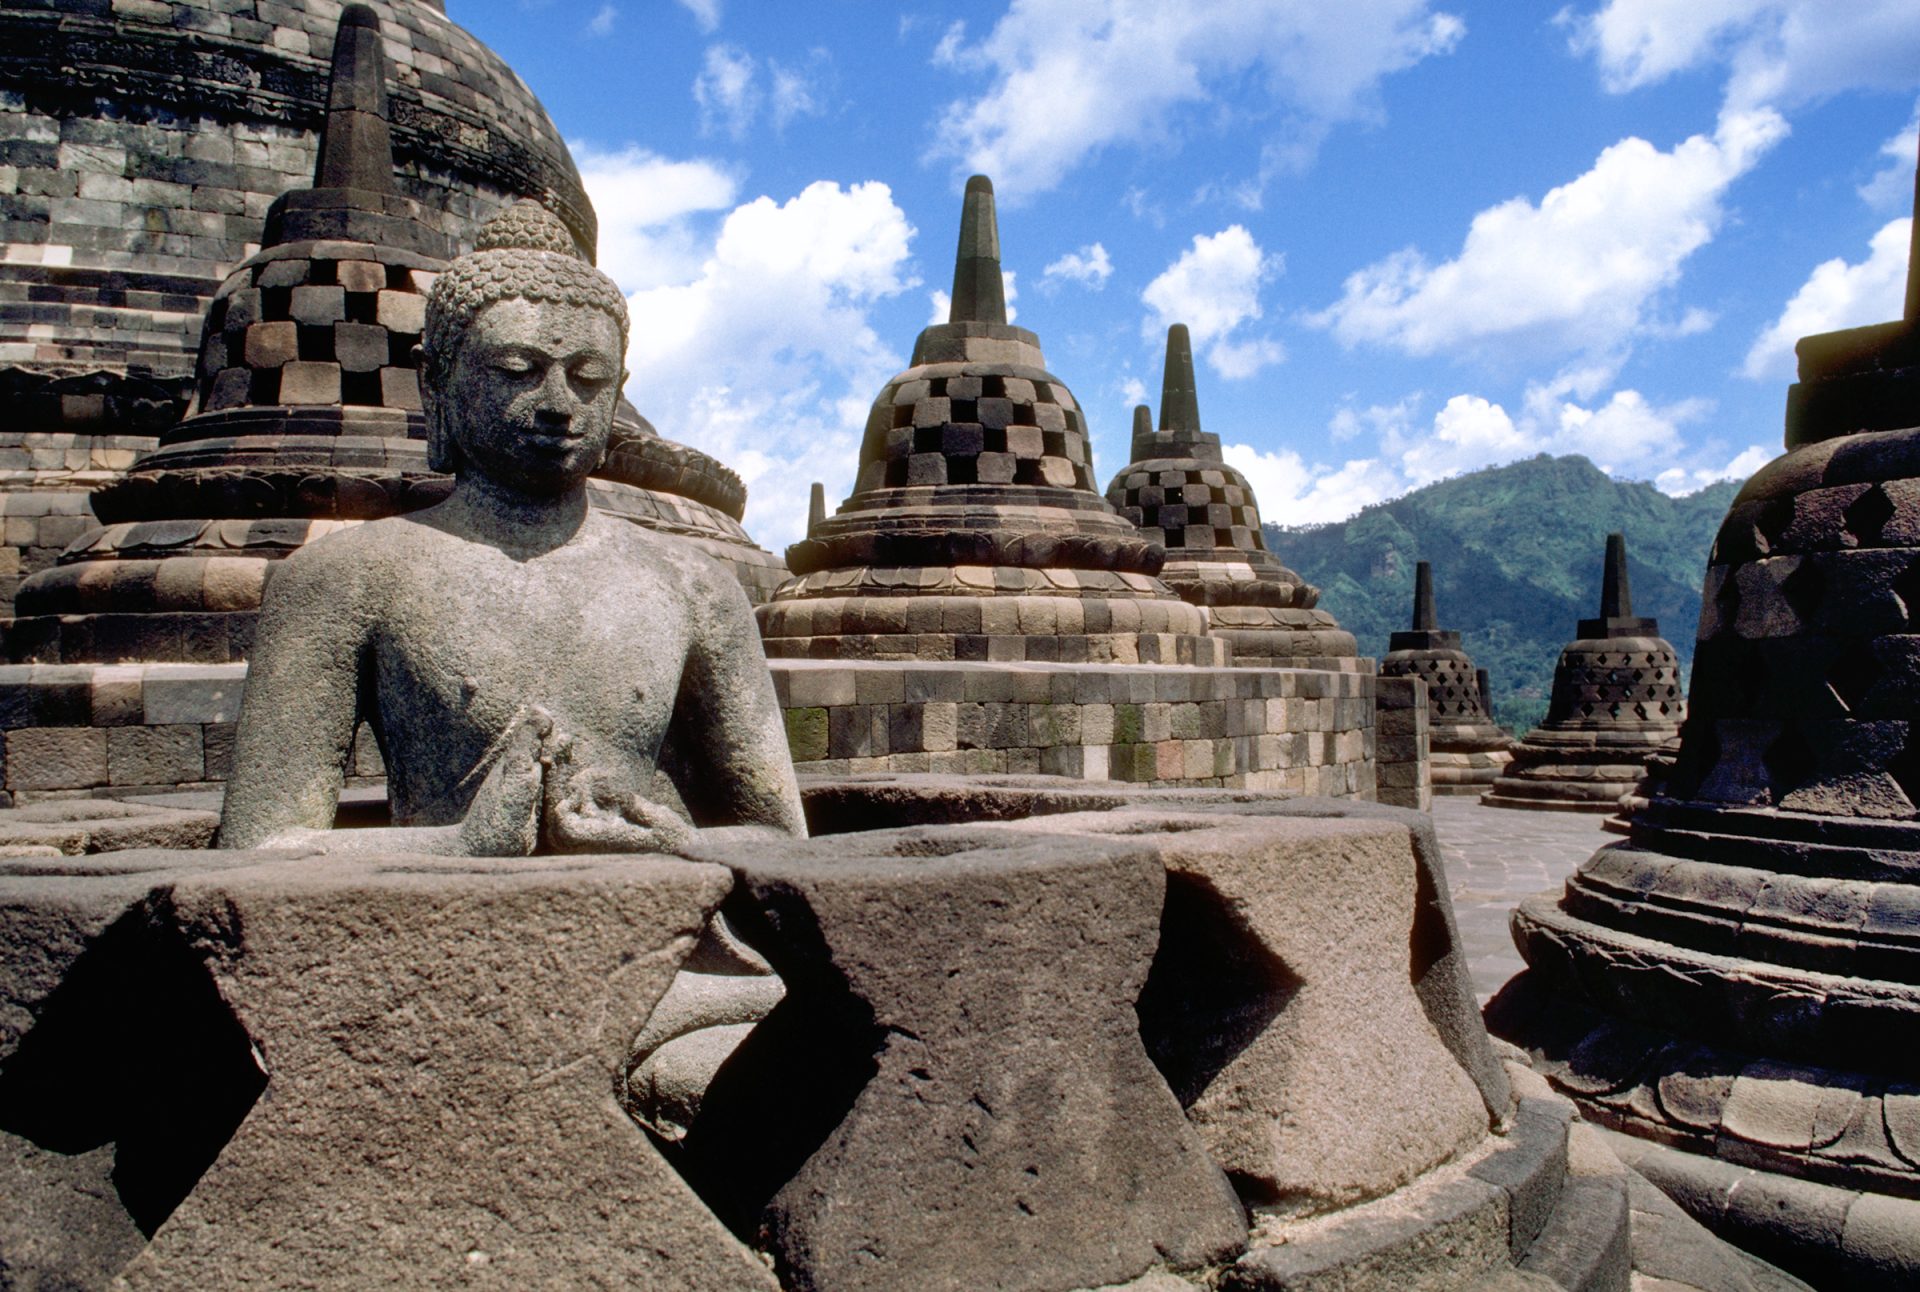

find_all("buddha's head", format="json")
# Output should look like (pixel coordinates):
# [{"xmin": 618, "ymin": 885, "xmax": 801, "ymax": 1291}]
[{"xmin": 423, "ymin": 202, "xmax": 629, "ymax": 496}]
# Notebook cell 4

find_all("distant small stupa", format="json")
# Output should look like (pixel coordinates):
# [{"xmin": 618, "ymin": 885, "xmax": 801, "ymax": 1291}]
[
  {"xmin": 1482, "ymin": 534, "xmax": 1683, "ymax": 812},
  {"xmin": 1378, "ymin": 561, "xmax": 1512, "ymax": 793}
]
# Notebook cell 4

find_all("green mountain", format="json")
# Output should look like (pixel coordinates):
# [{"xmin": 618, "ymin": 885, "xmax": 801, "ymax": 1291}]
[{"xmin": 1263, "ymin": 454, "xmax": 1744, "ymax": 735}]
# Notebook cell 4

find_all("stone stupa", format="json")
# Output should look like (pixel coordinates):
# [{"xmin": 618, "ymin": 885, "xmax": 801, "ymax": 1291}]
[
  {"xmin": 760, "ymin": 177, "xmax": 1220, "ymax": 666},
  {"xmin": 1105, "ymin": 325, "xmax": 1359, "ymax": 670},
  {"xmin": 1482, "ymin": 533, "xmax": 1684, "ymax": 812},
  {"xmin": 1490, "ymin": 133, "xmax": 1920, "ymax": 1289},
  {"xmin": 4, "ymin": 7, "xmax": 782, "ymax": 667},
  {"xmin": 1379, "ymin": 560, "xmax": 1512, "ymax": 793}
]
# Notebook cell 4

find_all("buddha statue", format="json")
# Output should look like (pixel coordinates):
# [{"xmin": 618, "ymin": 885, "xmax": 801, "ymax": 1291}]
[{"xmin": 216, "ymin": 201, "xmax": 805, "ymax": 853}]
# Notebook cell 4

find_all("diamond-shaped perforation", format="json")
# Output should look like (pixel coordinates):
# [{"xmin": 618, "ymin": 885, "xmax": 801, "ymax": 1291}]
[
  {"xmin": 1843, "ymin": 484, "xmax": 1895, "ymax": 548},
  {"xmin": 1779, "ymin": 559, "xmax": 1826, "ymax": 626}
]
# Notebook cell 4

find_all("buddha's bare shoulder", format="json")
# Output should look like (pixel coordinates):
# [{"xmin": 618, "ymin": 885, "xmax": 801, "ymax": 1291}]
[{"xmin": 586, "ymin": 511, "xmax": 744, "ymax": 596}]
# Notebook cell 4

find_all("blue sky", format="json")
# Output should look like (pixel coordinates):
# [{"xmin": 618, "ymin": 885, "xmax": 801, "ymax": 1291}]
[{"xmin": 451, "ymin": 0, "xmax": 1920, "ymax": 551}]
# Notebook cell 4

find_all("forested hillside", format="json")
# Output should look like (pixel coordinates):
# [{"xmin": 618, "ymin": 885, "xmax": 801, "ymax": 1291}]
[{"xmin": 1264, "ymin": 454, "xmax": 1743, "ymax": 734}]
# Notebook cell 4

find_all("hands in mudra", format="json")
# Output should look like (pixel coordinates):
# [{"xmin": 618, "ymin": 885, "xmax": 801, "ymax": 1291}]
[{"xmin": 461, "ymin": 706, "xmax": 695, "ymax": 857}]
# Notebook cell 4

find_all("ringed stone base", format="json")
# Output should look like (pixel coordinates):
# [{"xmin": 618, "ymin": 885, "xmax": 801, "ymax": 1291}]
[
  {"xmin": 1431, "ymin": 746, "xmax": 1512, "ymax": 796},
  {"xmin": 1482, "ymin": 729, "xmax": 1678, "ymax": 814}
]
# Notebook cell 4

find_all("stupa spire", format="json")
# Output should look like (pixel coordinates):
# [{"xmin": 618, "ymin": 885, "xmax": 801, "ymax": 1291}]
[
  {"xmin": 947, "ymin": 175, "xmax": 1006, "ymax": 325},
  {"xmin": 1158, "ymin": 324, "xmax": 1202, "ymax": 435},
  {"xmin": 1599, "ymin": 532, "xmax": 1631, "ymax": 619},
  {"xmin": 808, "ymin": 481, "xmax": 826, "ymax": 535},
  {"xmin": 314, "ymin": 4, "xmax": 392, "ymax": 197},
  {"xmin": 1412, "ymin": 561, "xmax": 1437, "ymax": 632},
  {"xmin": 1906, "ymin": 128, "xmax": 1920, "ymax": 322}
]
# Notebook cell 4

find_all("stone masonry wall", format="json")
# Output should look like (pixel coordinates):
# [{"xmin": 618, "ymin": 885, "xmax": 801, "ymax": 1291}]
[
  {"xmin": 773, "ymin": 660, "xmax": 1375, "ymax": 797},
  {"xmin": 0, "ymin": 432, "xmax": 153, "ymax": 604},
  {"xmin": 1374, "ymin": 674, "xmax": 1430, "ymax": 812},
  {"xmin": 0, "ymin": 659, "xmax": 1376, "ymax": 803}
]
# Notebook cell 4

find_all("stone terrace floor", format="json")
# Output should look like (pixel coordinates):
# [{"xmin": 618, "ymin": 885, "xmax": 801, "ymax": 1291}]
[{"xmin": 1426, "ymin": 797, "xmax": 1615, "ymax": 1005}]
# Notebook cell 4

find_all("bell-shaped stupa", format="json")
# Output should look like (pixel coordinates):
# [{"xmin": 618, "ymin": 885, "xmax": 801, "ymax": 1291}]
[
  {"xmin": 1491, "ymin": 132, "xmax": 1920, "ymax": 1288},
  {"xmin": 1379, "ymin": 561, "xmax": 1512, "ymax": 793},
  {"xmin": 1104, "ymin": 326, "xmax": 1358, "ymax": 669},
  {"xmin": 760, "ymin": 178, "xmax": 1220, "ymax": 665},
  {"xmin": 1482, "ymin": 534, "xmax": 1684, "ymax": 812},
  {"xmin": 4, "ymin": 7, "xmax": 782, "ymax": 665}
]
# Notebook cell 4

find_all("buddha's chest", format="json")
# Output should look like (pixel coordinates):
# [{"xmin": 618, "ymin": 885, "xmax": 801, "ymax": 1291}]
[{"xmin": 370, "ymin": 556, "xmax": 692, "ymax": 760}]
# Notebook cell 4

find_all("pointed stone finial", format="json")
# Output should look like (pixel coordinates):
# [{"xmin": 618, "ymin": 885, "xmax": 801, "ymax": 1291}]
[
  {"xmin": 1130, "ymin": 403, "xmax": 1153, "ymax": 457},
  {"xmin": 1412, "ymin": 560, "xmax": 1436, "ymax": 631},
  {"xmin": 1600, "ymin": 532, "xmax": 1632, "ymax": 619},
  {"xmin": 314, "ymin": 4, "xmax": 393, "ymax": 196},
  {"xmin": 808, "ymin": 482, "xmax": 826, "ymax": 535},
  {"xmin": 1158, "ymin": 324, "xmax": 1201, "ymax": 435},
  {"xmin": 948, "ymin": 176, "xmax": 1006, "ymax": 325},
  {"xmin": 1908, "ymin": 128, "xmax": 1920, "ymax": 322}
]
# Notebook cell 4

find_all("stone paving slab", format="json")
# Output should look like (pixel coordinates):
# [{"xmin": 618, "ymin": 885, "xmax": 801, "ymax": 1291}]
[{"xmin": 1426, "ymin": 798, "xmax": 1613, "ymax": 1003}]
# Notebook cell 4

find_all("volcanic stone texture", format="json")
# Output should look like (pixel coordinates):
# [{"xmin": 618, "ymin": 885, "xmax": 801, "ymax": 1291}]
[
  {"xmin": 761, "ymin": 178, "xmax": 1220, "ymax": 667},
  {"xmin": 1376, "ymin": 674, "xmax": 1432, "ymax": 810},
  {"xmin": 1381, "ymin": 562, "xmax": 1513, "ymax": 795},
  {"xmin": 1492, "ymin": 300, "xmax": 1920, "ymax": 1288},
  {"xmin": 1106, "ymin": 328, "xmax": 1359, "ymax": 671},
  {"xmin": 1484, "ymin": 535, "xmax": 1685, "ymax": 814},
  {"xmin": 0, "ymin": 846, "xmax": 773, "ymax": 1289}
]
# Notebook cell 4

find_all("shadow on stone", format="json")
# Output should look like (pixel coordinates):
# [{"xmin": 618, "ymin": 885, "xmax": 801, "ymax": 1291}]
[
  {"xmin": 673, "ymin": 888, "xmax": 883, "ymax": 1238},
  {"xmin": 1137, "ymin": 870, "xmax": 1300, "ymax": 1123},
  {"xmin": 0, "ymin": 898, "xmax": 264, "ymax": 1241}
]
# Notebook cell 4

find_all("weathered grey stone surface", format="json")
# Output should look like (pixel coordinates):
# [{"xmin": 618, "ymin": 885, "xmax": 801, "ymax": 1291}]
[
  {"xmin": 0, "ymin": 799, "xmax": 216, "ymax": 854},
  {"xmin": 1376, "ymin": 675, "xmax": 1433, "ymax": 811},
  {"xmin": 105, "ymin": 850, "xmax": 770, "ymax": 1290},
  {"xmin": 0, "ymin": 849, "xmax": 263, "ymax": 1288},
  {"xmin": 678, "ymin": 825, "xmax": 1247, "ymax": 1291},
  {"xmin": 1484, "ymin": 536, "xmax": 1683, "ymax": 814},
  {"xmin": 1103, "ymin": 327, "xmax": 1359, "ymax": 671},
  {"xmin": 215, "ymin": 201, "xmax": 803, "ymax": 853},
  {"xmin": 997, "ymin": 806, "xmax": 1488, "ymax": 1209}
]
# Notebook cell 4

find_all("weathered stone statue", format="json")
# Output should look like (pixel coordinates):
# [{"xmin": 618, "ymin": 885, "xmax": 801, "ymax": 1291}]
[{"xmin": 217, "ymin": 201, "xmax": 804, "ymax": 853}]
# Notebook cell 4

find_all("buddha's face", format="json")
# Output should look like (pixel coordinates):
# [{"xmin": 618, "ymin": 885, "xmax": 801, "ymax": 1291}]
[{"xmin": 441, "ymin": 297, "xmax": 625, "ymax": 496}]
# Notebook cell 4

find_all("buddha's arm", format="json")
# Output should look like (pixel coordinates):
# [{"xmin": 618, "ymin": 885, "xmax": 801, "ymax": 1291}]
[
  {"xmin": 216, "ymin": 544, "xmax": 377, "ymax": 849},
  {"xmin": 673, "ymin": 567, "xmax": 808, "ymax": 837}
]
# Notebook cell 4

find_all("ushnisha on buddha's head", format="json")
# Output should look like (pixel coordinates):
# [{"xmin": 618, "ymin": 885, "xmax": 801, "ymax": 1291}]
[{"xmin": 421, "ymin": 201, "xmax": 630, "ymax": 497}]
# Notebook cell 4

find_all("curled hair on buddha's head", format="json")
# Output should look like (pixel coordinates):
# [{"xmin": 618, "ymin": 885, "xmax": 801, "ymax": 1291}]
[{"xmin": 422, "ymin": 200, "xmax": 630, "ymax": 473}]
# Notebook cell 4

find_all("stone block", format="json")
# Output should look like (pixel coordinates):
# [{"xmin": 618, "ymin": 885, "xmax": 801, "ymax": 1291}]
[
  {"xmin": 242, "ymin": 320, "xmax": 297, "ymax": 367},
  {"xmin": 278, "ymin": 361, "xmax": 340, "ymax": 405},
  {"xmin": 112, "ymin": 853, "xmax": 771, "ymax": 1289},
  {"xmin": 142, "ymin": 669, "xmax": 245, "ymax": 726},
  {"xmin": 5, "ymin": 728, "xmax": 108, "ymax": 791},
  {"xmin": 681, "ymin": 833, "xmax": 1246, "ymax": 1289},
  {"xmin": 107, "ymin": 725, "xmax": 203, "ymax": 787}
]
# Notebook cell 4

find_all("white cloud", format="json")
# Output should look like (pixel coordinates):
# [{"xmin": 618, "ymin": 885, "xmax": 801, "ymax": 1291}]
[
  {"xmin": 572, "ymin": 143, "xmax": 738, "ymax": 290},
  {"xmin": 1742, "ymin": 218, "xmax": 1911, "ymax": 380},
  {"xmin": 1314, "ymin": 109, "xmax": 1786, "ymax": 363},
  {"xmin": 1223, "ymin": 445, "xmax": 1405, "ymax": 527},
  {"xmin": 1655, "ymin": 444, "xmax": 1772, "ymax": 494},
  {"xmin": 1567, "ymin": 0, "xmax": 1920, "ymax": 113},
  {"xmin": 930, "ymin": 0, "xmax": 1463, "ymax": 198},
  {"xmin": 1118, "ymin": 376, "xmax": 1148, "ymax": 409},
  {"xmin": 1859, "ymin": 102, "xmax": 1919, "ymax": 210},
  {"xmin": 676, "ymin": 0, "xmax": 720, "ymax": 33},
  {"xmin": 600, "ymin": 178, "xmax": 919, "ymax": 549},
  {"xmin": 1395, "ymin": 394, "xmax": 1530, "ymax": 487},
  {"xmin": 693, "ymin": 44, "xmax": 827, "ymax": 139},
  {"xmin": 1041, "ymin": 243, "xmax": 1113, "ymax": 290},
  {"xmin": 1544, "ymin": 387, "xmax": 1712, "ymax": 473},
  {"xmin": 586, "ymin": 3, "xmax": 616, "ymax": 36},
  {"xmin": 1142, "ymin": 225, "xmax": 1284, "ymax": 379},
  {"xmin": 694, "ymin": 45, "xmax": 759, "ymax": 139}
]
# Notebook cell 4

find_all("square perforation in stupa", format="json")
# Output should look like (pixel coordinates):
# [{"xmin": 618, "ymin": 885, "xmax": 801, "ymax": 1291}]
[
  {"xmin": 1113, "ymin": 467, "xmax": 1264, "ymax": 555},
  {"xmin": 200, "ymin": 258, "xmax": 434, "ymax": 414},
  {"xmin": 878, "ymin": 375, "xmax": 1093, "ymax": 492}
]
